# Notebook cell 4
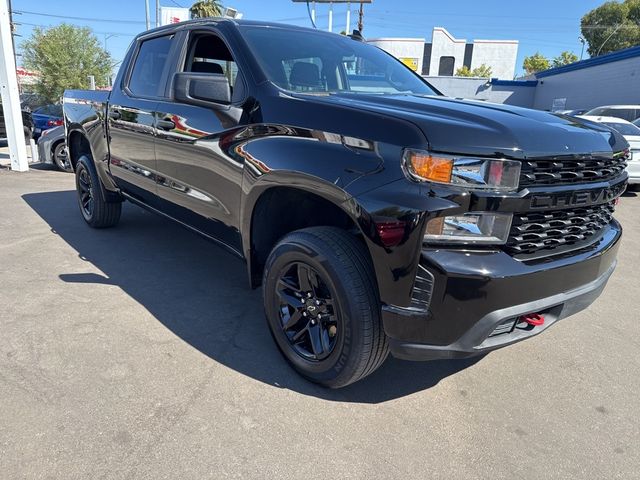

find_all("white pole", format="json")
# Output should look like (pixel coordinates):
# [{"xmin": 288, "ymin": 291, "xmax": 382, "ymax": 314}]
[
  {"xmin": 346, "ymin": 1, "xmax": 351, "ymax": 34},
  {"xmin": 311, "ymin": 1, "xmax": 316, "ymax": 24},
  {"xmin": 145, "ymin": 0, "xmax": 150, "ymax": 29},
  {"xmin": 156, "ymin": 0, "xmax": 160, "ymax": 27},
  {"xmin": 0, "ymin": 0, "xmax": 28, "ymax": 171},
  {"xmin": 328, "ymin": 2, "xmax": 333, "ymax": 32}
]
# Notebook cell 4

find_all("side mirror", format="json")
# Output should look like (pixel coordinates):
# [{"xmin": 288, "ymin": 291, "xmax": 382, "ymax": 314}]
[{"xmin": 172, "ymin": 72, "xmax": 231, "ymax": 107}]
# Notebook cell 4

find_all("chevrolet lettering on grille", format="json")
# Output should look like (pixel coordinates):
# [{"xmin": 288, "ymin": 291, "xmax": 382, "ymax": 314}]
[{"xmin": 530, "ymin": 182, "xmax": 626, "ymax": 209}]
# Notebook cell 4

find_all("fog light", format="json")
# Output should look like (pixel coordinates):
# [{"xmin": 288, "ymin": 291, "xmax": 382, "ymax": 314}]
[{"xmin": 424, "ymin": 213, "xmax": 512, "ymax": 245}]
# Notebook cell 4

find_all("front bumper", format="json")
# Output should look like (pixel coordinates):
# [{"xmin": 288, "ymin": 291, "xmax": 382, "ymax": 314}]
[{"xmin": 383, "ymin": 220, "xmax": 621, "ymax": 361}]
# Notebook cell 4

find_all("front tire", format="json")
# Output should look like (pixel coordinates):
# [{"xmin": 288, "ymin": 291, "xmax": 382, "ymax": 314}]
[
  {"xmin": 75, "ymin": 155, "xmax": 121, "ymax": 228},
  {"xmin": 263, "ymin": 227, "xmax": 388, "ymax": 388}
]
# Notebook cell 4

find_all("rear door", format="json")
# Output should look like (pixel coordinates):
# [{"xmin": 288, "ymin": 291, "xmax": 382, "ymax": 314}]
[{"xmin": 108, "ymin": 32, "xmax": 177, "ymax": 205}]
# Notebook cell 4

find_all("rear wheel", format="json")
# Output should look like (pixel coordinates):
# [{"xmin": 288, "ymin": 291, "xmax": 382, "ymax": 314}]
[
  {"xmin": 53, "ymin": 142, "xmax": 72, "ymax": 172},
  {"xmin": 263, "ymin": 227, "xmax": 388, "ymax": 388},
  {"xmin": 75, "ymin": 155, "xmax": 121, "ymax": 228}
]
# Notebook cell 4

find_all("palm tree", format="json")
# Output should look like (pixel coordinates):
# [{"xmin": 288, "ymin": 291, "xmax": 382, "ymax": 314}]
[{"xmin": 190, "ymin": 0, "xmax": 223, "ymax": 19}]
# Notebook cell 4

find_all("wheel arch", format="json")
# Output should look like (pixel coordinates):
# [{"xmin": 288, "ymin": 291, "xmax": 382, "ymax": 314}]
[
  {"xmin": 243, "ymin": 176, "xmax": 373, "ymax": 289},
  {"xmin": 67, "ymin": 127, "xmax": 121, "ymax": 201}
]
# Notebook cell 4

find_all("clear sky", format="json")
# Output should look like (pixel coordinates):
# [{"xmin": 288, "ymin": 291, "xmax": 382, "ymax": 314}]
[{"xmin": 11, "ymin": 0, "xmax": 606, "ymax": 77}]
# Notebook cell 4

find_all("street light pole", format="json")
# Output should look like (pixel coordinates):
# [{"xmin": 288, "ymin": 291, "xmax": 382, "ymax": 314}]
[
  {"xmin": 104, "ymin": 33, "xmax": 116, "ymax": 51},
  {"xmin": 156, "ymin": 0, "xmax": 160, "ymax": 27},
  {"xmin": 597, "ymin": 24, "xmax": 623, "ymax": 56}
]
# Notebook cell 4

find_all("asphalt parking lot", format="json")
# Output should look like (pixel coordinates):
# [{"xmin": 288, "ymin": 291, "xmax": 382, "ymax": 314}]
[{"xmin": 1, "ymin": 165, "xmax": 639, "ymax": 479}]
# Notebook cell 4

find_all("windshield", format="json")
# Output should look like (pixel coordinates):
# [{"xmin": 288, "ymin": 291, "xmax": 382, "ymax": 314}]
[
  {"xmin": 602, "ymin": 122, "xmax": 640, "ymax": 136},
  {"xmin": 241, "ymin": 26, "xmax": 437, "ymax": 96}
]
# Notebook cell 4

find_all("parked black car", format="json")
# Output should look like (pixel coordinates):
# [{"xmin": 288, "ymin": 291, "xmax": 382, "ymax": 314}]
[
  {"xmin": 64, "ymin": 20, "xmax": 627, "ymax": 388},
  {"xmin": 0, "ymin": 105, "xmax": 34, "ymax": 144}
]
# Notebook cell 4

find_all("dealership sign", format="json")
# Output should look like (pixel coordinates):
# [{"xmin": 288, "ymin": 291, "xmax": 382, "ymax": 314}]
[{"xmin": 160, "ymin": 7, "xmax": 190, "ymax": 26}]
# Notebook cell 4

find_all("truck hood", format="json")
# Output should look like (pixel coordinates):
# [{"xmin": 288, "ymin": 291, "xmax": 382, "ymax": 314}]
[{"xmin": 308, "ymin": 93, "xmax": 625, "ymax": 159}]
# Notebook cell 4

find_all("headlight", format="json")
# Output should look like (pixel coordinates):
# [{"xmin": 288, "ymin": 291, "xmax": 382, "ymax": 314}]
[
  {"xmin": 403, "ymin": 149, "xmax": 521, "ymax": 192},
  {"xmin": 424, "ymin": 213, "xmax": 512, "ymax": 245}
]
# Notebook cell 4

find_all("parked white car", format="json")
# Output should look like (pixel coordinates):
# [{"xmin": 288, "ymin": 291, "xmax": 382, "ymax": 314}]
[
  {"xmin": 584, "ymin": 105, "xmax": 640, "ymax": 123},
  {"xmin": 578, "ymin": 115, "xmax": 640, "ymax": 189}
]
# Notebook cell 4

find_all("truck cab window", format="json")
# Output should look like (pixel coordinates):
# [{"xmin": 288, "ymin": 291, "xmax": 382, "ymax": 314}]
[
  {"xmin": 184, "ymin": 34, "xmax": 241, "ymax": 100},
  {"xmin": 128, "ymin": 35, "xmax": 174, "ymax": 98}
]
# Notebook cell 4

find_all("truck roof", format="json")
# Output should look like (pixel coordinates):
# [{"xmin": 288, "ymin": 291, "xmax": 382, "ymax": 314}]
[{"xmin": 139, "ymin": 18, "xmax": 326, "ymax": 37}]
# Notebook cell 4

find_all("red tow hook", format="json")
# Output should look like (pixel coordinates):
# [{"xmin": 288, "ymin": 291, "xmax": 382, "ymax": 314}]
[{"xmin": 520, "ymin": 313, "xmax": 545, "ymax": 327}]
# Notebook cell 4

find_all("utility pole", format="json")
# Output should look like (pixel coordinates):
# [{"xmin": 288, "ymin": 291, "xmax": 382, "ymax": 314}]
[
  {"xmin": 0, "ymin": 0, "xmax": 28, "ymax": 171},
  {"xmin": 345, "ymin": 1, "xmax": 351, "ymax": 34},
  {"xmin": 357, "ymin": 1, "xmax": 364, "ymax": 32},
  {"xmin": 145, "ymin": 0, "xmax": 150, "ymax": 29},
  {"xmin": 156, "ymin": 0, "xmax": 160, "ymax": 27},
  {"xmin": 7, "ymin": 0, "xmax": 17, "ymax": 68}
]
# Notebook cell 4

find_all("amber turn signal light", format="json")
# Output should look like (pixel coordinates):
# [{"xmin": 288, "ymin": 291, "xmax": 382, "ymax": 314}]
[{"xmin": 404, "ymin": 150, "xmax": 453, "ymax": 183}]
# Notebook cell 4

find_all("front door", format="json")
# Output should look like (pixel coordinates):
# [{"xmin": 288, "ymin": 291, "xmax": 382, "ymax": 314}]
[{"xmin": 153, "ymin": 30, "xmax": 248, "ymax": 253}]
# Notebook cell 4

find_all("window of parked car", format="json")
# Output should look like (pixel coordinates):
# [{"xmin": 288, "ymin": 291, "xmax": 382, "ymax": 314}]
[
  {"xmin": 128, "ymin": 35, "xmax": 174, "ymax": 98},
  {"xmin": 602, "ymin": 122, "xmax": 640, "ymax": 137},
  {"xmin": 33, "ymin": 105, "xmax": 63, "ymax": 117},
  {"xmin": 587, "ymin": 107, "xmax": 640, "ymax": 123}
]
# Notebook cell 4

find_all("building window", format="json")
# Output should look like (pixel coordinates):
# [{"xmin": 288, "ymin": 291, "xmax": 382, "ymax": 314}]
[{"xmin": 438, "ymin": 56, "xmax": 455, "ymax": 76}]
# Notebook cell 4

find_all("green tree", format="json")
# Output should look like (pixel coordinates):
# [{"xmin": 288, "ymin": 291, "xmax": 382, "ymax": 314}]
[
  {"xmin": 581, "ymin": 0, "xmax": 640, "ymax": 57},
  {"xmin": 455, "ymin": 64, "xmax": 493, "ymax": 78},
  {"xmin": 190, "ymin": 0, "xmax": 223, "ymax": 18},
  {"xmin": 552, "ymin": 51, "xmax": 579, "ymax": 67},
  {"xmin": 523, "ymin": 52, "xmax": 550, "ymax": 75},
  {"xmin": 21, "ymin": 24, "xmax": 112, "ymax": 104}
]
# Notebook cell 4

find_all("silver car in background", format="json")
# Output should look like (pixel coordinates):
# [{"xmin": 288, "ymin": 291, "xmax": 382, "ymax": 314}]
[
  {"xmin": 579, "ymin": 115, "xmax": 640, "ymax": 190},
  {"xmin": 36, "ymin": 125, "xmax": 71, "ymax": 172}
]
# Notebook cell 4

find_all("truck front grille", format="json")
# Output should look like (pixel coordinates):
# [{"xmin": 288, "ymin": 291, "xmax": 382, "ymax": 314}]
[
  {"xmin": 519, "ymin": 155, "xmax": 627, "ymax": 187},
  {"xmin": 504, "ymin": 201, "xmax": 616, "ymax": 257}
]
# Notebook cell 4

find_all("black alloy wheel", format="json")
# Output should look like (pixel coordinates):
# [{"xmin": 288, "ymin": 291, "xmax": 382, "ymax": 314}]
[
  {"xmin": 264, "ymin": 226, "xmax": 389, "ymax": 388},
  {"xmin": 277, "ymin": 262, "xmax": 339, "ymax": 361},
  {"xmin": 75, "ymin": 155, "xmax": 121, "ymax": 228},
  {"xmin": 77, "ymin": 163, "xmax": 94, "ymax": 220}
]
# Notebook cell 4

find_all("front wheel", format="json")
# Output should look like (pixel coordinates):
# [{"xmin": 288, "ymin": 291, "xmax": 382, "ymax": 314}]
[
  {"xmin": 263, "ymin": 227, "xmax": 388, "ymax": 388},
  {"xmin": 75, "ymin": 155, "xmax": 121, "ymax": 228}
]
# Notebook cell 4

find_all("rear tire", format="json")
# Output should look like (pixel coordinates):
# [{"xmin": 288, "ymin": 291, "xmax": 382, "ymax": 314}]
[
  {"xmin": 75, "ymin": 155, "xmax": 121, "ymax": 228},
  {"xmin": 263, "ymin": 226, "xmax": 388, "ymax": 388},
  {"xmin": 53, "ymin": 142, "xmax": 72, "ymax": 173}
]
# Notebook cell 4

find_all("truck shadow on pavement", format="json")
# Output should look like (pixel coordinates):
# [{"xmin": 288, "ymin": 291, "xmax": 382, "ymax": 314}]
[{"xmin": 23, "ymin": 190, "xmax": 481, "ymax": 403}]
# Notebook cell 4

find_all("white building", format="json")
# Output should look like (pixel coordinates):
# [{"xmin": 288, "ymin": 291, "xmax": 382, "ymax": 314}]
[{"xmin": 368, "ymin": 27, "xmax": 519, "ymax": 79}]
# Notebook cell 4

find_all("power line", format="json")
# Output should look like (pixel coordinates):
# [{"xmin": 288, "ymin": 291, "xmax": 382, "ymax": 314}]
[
  {"xmin": 14, "ymin": 9, "xmax": 147, "ymax": 25},
  {"xmin": 16, "ymin": 21, "xmax": 136, "ymax": 37}
]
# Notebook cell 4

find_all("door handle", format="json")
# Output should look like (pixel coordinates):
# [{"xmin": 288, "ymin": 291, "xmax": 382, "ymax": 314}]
[
  {"xmin": 156, "ymin": 119, "xmax": 175, "ymax": 131},
  {"xmin": 108, "ymin": 110, "xmax": 121, "ymax": 120}
]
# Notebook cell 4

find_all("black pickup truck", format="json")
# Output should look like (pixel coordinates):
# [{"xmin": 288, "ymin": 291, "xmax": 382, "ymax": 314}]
[{"xmin": 64, "ymin": 19, "xmax": 628, "ymax": 388}]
